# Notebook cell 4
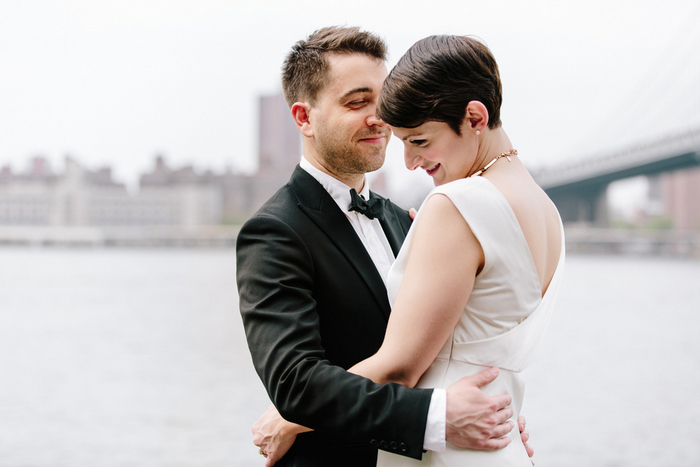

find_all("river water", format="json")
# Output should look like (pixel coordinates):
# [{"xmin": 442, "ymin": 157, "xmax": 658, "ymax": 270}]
[{"xmin": 0, "ymin": 248, "xmax": 698, "ymax": 466}]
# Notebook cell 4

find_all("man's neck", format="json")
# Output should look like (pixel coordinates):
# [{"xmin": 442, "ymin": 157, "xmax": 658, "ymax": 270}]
[{"xmin": 303, "ymin": 153, "xmax": 366, "ymax": 192}]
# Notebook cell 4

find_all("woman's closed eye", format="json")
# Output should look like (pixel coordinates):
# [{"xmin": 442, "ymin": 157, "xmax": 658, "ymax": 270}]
[{"xmin": 410, "ymin": 139, "xmax": 427, "ymax": 146}]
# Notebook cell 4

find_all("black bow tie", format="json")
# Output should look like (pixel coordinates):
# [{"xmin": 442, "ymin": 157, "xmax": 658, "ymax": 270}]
[{"xmin": 348, "ymin": 189, "xmax": 386, "ymax": 221}]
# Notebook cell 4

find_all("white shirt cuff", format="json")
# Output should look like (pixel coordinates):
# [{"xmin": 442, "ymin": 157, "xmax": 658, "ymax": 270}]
[{"xmin": 422, "ymin": 388, "xmax": 446, "ymax": 452}]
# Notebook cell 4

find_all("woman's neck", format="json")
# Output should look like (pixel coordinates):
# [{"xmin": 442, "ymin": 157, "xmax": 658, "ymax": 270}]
[{"xmin": 472, "ymin": 127, "xmax": 515, "ymax": 174}]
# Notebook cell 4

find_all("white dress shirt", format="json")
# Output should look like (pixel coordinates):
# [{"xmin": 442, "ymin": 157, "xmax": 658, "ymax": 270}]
[{"xmin": 299, "ymin": 156, "xmax": 446, "ymax": 452}]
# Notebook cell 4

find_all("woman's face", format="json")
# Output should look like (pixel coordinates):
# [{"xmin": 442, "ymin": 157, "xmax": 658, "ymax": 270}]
[{"xmin": 392, "ymin": 120, "xmax": 476, "ymax": 186}]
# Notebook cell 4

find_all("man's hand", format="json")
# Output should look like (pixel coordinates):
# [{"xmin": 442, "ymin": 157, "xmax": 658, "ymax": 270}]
[
  {"xmin": 445, "ymin": 367, "xmax": 514, "ymax": 450},
  {"xmin": 252, "ymin": 405, "xmax": 311, "ymax": 467},
  {"xmin": 518, "ymin": 415, "xmax": 535, "ymax": 465}
]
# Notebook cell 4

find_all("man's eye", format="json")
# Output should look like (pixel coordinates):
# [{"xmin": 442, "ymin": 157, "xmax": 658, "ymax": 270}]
[{"xmin": 348, "ymin": 100, "xmax": 367, "ymax": 107}]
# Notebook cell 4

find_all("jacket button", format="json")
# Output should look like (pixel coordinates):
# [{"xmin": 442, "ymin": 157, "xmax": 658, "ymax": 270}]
[
  {"xmin": 390, "ymin": 441, "xmax": 398, "ymax": 450},
  {"xmin": 400, "ymin": 443, "xmax": 408, "ymax": 452},
  {"xmin": 379, "ymin": 440, "xmax": 388, "ymax": 449},
  {"xmin": 370, "ymin": 439, "xmax": 379, "ymax": 447}
]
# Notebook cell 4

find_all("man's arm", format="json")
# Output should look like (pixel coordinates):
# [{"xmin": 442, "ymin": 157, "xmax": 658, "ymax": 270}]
[
  {"xmin": 252, "ymin": 403, "xmax": 535, "ymax": 467},
  {"xmin": 251, "ymin": 368, "xmax": 518, "ymax": 466},
  {"xmin": 237, "ymin": 214, "xmax": 432, "ymax": 459},
  {"xmin": 238, "ymin": 212, "xmax": 518, "ymax": 461}
]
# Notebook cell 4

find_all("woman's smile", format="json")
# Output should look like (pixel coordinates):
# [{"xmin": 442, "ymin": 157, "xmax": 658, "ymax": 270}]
[{"xmin": 425, "ymin": 163, "xmax": 441, "ymax": 176}]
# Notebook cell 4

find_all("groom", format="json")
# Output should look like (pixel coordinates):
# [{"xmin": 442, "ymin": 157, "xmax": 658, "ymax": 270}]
[{"xmin": 237, "ymin": 26, "xmax": 528, "ymax": 467}]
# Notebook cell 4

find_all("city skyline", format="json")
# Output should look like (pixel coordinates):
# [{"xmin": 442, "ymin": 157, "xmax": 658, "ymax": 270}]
[
  {"xmin": 2, "ymin": 0, "xmax": 699, "ymax": 194},
  {"xmin": 4, "ymin": 140, "xmax": 699, "ymax": 230},
  {"xmin": 0, "ymin": 91, "xmax": 301, "ymax": 229}
]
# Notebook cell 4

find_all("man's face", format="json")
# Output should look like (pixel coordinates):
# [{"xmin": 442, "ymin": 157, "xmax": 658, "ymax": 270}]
[{"xmin": 307, "ymin": 53, "xmax": 390, "ymax": 178}]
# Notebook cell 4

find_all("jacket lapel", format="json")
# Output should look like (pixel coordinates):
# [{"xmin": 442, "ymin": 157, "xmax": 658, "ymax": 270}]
[
  {"xmin": 371, "ymin": 192, "xmax": 408, "ymax": 257},
  {"xmin": 288, "ymin": 166, "xmax": 392, "ymax": 317}
]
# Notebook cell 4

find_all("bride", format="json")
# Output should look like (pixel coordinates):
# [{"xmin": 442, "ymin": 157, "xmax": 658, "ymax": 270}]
[
  {"xmin": 256, "ymin": 34, "xmax": 564, "ymax": 466},
  {"xmin": 347, "ymin": 34, "xmax": 565, "ymax": 466}
]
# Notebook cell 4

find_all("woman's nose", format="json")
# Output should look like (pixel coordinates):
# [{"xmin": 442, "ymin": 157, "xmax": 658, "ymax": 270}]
[{"xmin": 404, "ymin": 149, "xmax": 422, "ymax": 171}]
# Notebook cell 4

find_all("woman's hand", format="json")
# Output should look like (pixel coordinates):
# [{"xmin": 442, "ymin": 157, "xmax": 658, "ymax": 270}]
[
  {"xmin": 518, "ymin": 415, "xmax": 535, "ymax": 465},
  {"xmin": 252, "ymin": 405, "xmax": 312, "ymax": 467}
]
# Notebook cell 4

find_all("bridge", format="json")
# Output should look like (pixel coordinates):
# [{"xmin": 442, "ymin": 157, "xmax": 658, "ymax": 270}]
[{"xmin": 532, "ymin": 127, "xmax": 700, "ymax": 226}]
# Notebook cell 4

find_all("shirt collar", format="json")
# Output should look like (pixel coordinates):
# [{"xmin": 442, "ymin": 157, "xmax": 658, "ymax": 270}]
[{"xmin": 300, "ymin": 155, "xmax": 370, "ymax": 213}]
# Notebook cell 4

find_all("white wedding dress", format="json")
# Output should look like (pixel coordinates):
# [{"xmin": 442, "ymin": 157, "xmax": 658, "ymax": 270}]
[{"xmin": 378, "ymin": 176, "xmax": 565, "ymax": 467}]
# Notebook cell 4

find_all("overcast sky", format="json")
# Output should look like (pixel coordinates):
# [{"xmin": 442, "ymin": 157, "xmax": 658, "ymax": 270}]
[{"xmin": 1, "ymin": 0, "xmax": 699, "ymax": 198}]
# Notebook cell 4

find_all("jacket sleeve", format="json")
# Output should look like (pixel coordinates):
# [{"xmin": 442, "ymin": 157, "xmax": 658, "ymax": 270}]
[{"xmin": 236, "ymin": 213, "xmax": 432, "ymax": 460}]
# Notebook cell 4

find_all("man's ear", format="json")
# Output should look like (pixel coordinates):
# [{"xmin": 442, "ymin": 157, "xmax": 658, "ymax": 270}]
[
  {"xmin": 464, "ymin": 101, "xmax": 490, "ymax": 135},
  {"xmin": 291, "ymin": 102, "xmax": 314, "ymax": 137}
]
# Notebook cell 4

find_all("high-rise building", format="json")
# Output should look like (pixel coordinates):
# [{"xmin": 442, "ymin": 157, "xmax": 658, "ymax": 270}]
[
  {"xmin": 258, "ymin": 92, "xmax": 300, "ymax": 175},
  {"xmin": 246, "ymin": 92, "xmax": 302, "ymax": 211}
]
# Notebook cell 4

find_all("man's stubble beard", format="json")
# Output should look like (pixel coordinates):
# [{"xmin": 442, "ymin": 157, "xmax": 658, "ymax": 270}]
[{"xmin": 317, "ymin": 130, "xmax": 388, "ymax": 177}]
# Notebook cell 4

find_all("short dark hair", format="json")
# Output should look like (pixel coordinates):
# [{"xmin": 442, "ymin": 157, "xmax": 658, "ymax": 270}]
[
  {"xmin": 377, "ymin": 35, "xmax": 502, "ymax": 135},
  {"xmin": 281, "ymin": 26, "xmax": 388, "ymax": 107}
]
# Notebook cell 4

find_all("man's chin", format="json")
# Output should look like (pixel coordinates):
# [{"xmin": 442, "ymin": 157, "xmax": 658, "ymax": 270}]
[{"xmin": 362, "ymin": 154, "xmax": 386, "ymax": 173}]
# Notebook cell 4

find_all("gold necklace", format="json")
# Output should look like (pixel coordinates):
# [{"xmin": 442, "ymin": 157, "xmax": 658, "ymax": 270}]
[{"xmin": 470, "ymin": 149, "xmax": 517, "ymax": 177}]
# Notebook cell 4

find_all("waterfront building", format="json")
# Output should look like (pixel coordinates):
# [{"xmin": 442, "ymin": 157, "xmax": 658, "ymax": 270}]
[
  {"xmin": 0, "ymin": 156, "xmax": 129, "ymax": 226},
  {"xmin": 0, "ymin": 157, "xmax": 58, "ymax": 225},
  {"xmin": 137, "ymin": 155, "xmax": 222, "ymax": 226},
  {"xmin": 0, "ymin": 91, "xmax": 301, "ymax": 227},
  {"xmin": 0, "ymin": 156, "xmax": 222, "ymax": 227},
  {"xmin": 661, "ymin": 166, "xmax": 700, "ymax": 230}
]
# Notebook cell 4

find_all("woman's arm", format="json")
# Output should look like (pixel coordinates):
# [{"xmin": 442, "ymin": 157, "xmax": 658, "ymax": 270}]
[
  {"xmin": 253, "ymin": 194, "xmax": 486, "ymax": 465},
  {"xmin": 349, "ymin": 193, "xmax": 483, "ymax": 387}
]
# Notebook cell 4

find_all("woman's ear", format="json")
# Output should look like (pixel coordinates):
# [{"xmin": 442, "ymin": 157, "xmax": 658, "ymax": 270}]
[
  {"xmin": 464, "ymin": 101, "xmax": 490, "ymax": 135},
  {"xmin": 291, "ymin": 102, "xmax": 314, "ymax": 137}
]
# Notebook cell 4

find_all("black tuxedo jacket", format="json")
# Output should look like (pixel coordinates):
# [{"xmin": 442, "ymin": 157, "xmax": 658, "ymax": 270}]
[{"xmin": 237, "ymin": 166, "xmax": 433, "ymax": 466}]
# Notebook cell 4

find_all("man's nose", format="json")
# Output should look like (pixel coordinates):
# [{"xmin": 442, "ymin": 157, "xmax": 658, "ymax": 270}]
[{"xmin": 366, "ymin": 112, "xmax": 388, "ymax": 128}]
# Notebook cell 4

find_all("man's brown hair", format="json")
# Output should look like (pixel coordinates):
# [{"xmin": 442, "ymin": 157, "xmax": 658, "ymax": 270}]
[{"xmin": 281, "ymin": 26, "xmax": 388, "ymax": 107}]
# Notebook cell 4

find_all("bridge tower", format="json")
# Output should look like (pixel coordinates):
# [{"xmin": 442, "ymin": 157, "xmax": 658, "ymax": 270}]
[{"xmin": 547, "ymin": 184, "xmax": 609, "ymax": 226}]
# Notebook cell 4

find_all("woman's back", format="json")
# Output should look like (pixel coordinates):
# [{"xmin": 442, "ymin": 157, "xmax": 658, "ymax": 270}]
[{"xmin": 483, "ymin": 158, "xmax": 562, "ymax": 297}]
